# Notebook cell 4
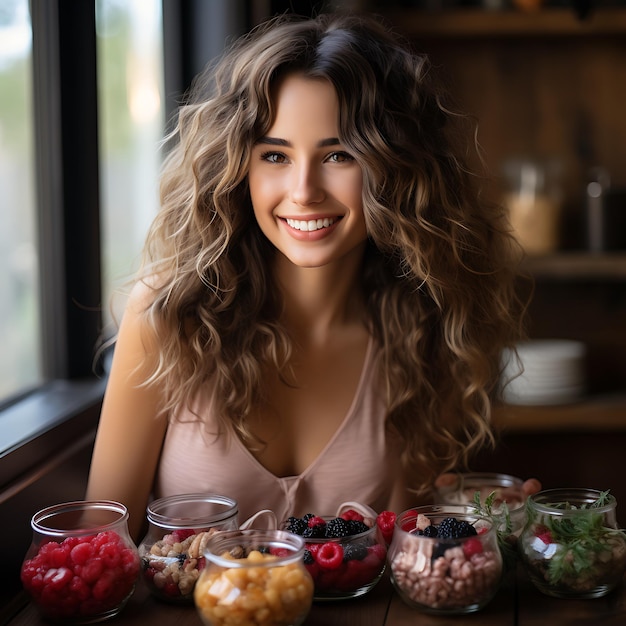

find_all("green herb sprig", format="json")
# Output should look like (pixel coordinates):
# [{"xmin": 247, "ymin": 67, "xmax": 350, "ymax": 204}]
[
  {"xmin": 536, "ymin": 489, "xmax": 621, "ymax": 585},
  {"xmin": 471, "ymin": 490, "xmax": 517, "ymax": 571}
]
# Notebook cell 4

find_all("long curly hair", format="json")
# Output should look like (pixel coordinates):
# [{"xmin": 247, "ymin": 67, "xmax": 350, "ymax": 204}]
[{"xmin": 136, "ymin": 12, "xmax": 525, "ymax": 493}]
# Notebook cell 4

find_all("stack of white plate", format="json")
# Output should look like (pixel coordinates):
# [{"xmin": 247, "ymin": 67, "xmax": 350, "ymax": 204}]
[{"xmin": 501, "ymin": 339, "xmax": 587, "ymax": 406}]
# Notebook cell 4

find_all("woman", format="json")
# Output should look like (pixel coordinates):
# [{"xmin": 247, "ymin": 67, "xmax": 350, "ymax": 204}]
[{"xmin": 86, "ymin": 12, "xmax": 526, "ymax": 539}]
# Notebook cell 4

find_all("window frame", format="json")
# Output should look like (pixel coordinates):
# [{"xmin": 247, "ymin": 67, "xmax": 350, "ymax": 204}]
[{"xmin": 1, "ymin": 0, "xmax": 105, "ymax": 492}]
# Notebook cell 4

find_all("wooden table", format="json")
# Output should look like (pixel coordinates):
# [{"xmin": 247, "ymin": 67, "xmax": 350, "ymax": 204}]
[{"xmin": 4, "ymin": 567, "xmax": 626, "ymax": 626}]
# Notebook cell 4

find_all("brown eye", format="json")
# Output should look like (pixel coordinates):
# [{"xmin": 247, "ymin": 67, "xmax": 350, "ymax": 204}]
[
  {"xmin": 326, "ymin": 151, "xmax": 354, "ymax": 163},
  {"xmin": 261, "ymin": 151, "xmax": 288, "ymax": 164}
]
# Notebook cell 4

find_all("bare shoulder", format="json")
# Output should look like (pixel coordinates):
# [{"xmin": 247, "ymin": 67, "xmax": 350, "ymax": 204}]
[{"xmin": 108, "ymin": 277, "xmax": 165, "ymax": 378}]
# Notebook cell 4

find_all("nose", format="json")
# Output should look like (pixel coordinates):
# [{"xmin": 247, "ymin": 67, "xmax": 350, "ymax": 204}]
[{"xmin": 290, "ymin": 161, "xmax": 325, "ymax": 206}]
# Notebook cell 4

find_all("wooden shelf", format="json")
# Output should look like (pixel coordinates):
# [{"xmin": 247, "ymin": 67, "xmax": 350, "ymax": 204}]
[
  {"xmin": 494, "ymin": 393, "xmax": 626, "ymax": 432},
  {"xmin": 382, "ymin": 8, "xmax": 626, "ymax": 38},
  {"xmin": 519, "ymin": 252, "xmax": 626, "ymax": 281}
]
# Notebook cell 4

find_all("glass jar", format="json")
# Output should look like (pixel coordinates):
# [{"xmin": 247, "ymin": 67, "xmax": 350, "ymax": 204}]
[
  {"xmin": 503, "ymin": 157, "xmax": 563, "ymax": 255},
  {"xmin": 388, "ymin": 505, "xmax": 503, "ymax": 615},
  {"xmin": 434, "ymin": 472, "xmax": 527, "ymax": 533},
  {"xmin": 20, "ymin": 500, "xmax": 140, "ymax": 624},
  {"xmin": 138, "ymin": 493, "xmax": 238, "ymax": 603},
  {"xmin": 518, "ymin": 488, "xmax": 626, "ymax": 599},
  {"xmin": 281, "ymin": 513, "xmax": 386, "ymax": 601},
  {"xmin": 194, "ymin": 529, "xmax": 314, "ymax": 626}
]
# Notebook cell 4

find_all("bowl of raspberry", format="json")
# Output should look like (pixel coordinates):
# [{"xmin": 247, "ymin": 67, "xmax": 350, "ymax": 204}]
[
  {"xmin": 138, "ymin": 493, "xmax": 239, "ymax": 603},
  {"xmin": 282, "ymin": 509, "xmax": 387, "ymax": 601},
  {"xmin": 388, "ymin": 505, "xmax": 503, "ymax": 615},
  {"xmin": 20, "ymin": 500, "xmax": 141, "ymax": 624}
]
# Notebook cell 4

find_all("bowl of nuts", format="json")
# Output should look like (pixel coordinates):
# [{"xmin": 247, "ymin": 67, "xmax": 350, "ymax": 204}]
[
  {"xmin": 282, "ymin": 508, "xmax": 387, "ymax": 601},
  {"xmin": 388, "ymin": 505, "xmax": 503, "ymax": 615},
  {"xmin": 138, "ymin": 493, "xmax": 239, "ymax": 603}
]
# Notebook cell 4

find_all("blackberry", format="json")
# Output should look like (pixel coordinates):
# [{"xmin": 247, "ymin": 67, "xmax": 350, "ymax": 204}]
[
  {"xmin": 302, "ymin": 513, "xmax": 315, "ymax": 523},
  {"xmin": 325, "ymin": 517, "xmax": 351, "ymax": 538},
  {"xmin": 285, "ymin": 516, "xmax": 307, "ymax": 536},
  {"xmin": 455, "ymin": 520, "xmax": 477, "ymax": 538},
  {"xmin": 343, "ymin": 543, "xmax": 368, "ymax": 562},
  {"xmin": 347, "ymin": 520, "xmax": 369, "ymax": 535},
  {"xmin": 437, "ymin": 517, "xmax": 460, "ymax": 539},
  {"xmin": 433, "ymin": 542, "xmax": 450, "ymax": 560},
  {"xmin": 303, "ymin": 549, "xmax": 314, "ymax": 565},
  {"xmin": 420, "ymin": 525, "xmax": 438, "ymax": 538}
]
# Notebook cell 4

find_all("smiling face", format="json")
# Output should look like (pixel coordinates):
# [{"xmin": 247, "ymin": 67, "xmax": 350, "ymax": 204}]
[{"xmin": 248, "ymin": 74, "xmax": 366, "ymax": 270}]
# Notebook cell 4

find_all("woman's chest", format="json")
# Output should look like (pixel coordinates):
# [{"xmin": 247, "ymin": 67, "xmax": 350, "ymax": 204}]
[{"xmin": 249, "ymin": 333, "xmax": 372, "ymax": 477}]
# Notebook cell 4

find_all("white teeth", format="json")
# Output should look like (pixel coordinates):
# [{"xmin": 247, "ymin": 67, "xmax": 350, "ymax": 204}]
[{"xmin": 285, "ymin": 217, "xmax": 336, "ymax": 232}]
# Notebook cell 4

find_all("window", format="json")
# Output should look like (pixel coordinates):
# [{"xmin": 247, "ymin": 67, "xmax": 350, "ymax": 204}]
[
  {"xmin": 0, "ymin": 0, "xmax": 42, "ymax": 402},
  {"xmin": 0, "ymin": 0, "xmax": 165, "ymax": 409},
  {"xmin": 96, "ymin": 0, "xmax": 164, "ymax": 329}
]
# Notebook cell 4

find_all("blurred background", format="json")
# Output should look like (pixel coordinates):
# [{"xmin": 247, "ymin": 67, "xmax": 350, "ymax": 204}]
[{"xmin": 1, "ymin": 0, "xmax": 625, "ymax": 616}]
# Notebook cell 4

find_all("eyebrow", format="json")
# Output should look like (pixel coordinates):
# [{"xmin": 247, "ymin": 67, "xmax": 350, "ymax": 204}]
[{"xmin": 256, "ymin": 136, "xmax": 341, "ymax": 148}]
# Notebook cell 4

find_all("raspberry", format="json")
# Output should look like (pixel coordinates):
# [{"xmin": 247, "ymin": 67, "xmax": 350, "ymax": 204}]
[
  {"xmin": 170, "ymin": 529, "xmax": 196, "ymax": 543},
  {"xmin": 163, "ymin": 581, "xmax": 180, "ymax": 597},
  {"xmin": 462, "ymin": 537, "xmax": 484, "ymax": 558},
  {"xmin": 70, "ymin": 542, "xmax": 94, "ymax": 566},
  {"xmin": 306, "ymin": 542, "xmax": 321, "ymax": 558},
  {"xmin": 99, "ymin": 542, "xmax": 122, "ymax": 568},
  {"xmin": 535, "ymin": 524, "xmax": 553, "ymax": 544},
  {"xmin": 43, "ymin": 567, "xmax": 73, "ymax": 591},
  {"xmin": 340, "ymin": 509, "xmax": 364, "ymax": 523},
  {"xmin": 367, "ymin": 543, "xmax": 387, "ymax": 563},
  {"xmin": 80, "ymin": 557, "xmax": 105, "ymax": 584},
  {"xmin": 91, "ymin": 568, "xmax": 117, "ymax": 601},
  {"xmin": 315, "ymin": 542, "xmax": 344, "ymax": 569},
  {"xmin": 269, "ymin": 547, "xmax": 290, "ymax": 558},
  {"xmin": 307, "ymin": 515, "xmax": 327, "ymax": 530},
  {"xmin": 376, "ymin": 510, "xmax": 396, "ymax": 545}
]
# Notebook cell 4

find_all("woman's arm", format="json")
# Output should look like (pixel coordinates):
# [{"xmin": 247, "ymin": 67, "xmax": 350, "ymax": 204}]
[{"xmin": 85, "ymin": 281, "xmax": 168, "ymax": 540}]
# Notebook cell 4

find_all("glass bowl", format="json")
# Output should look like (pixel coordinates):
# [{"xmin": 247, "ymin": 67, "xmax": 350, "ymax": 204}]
[
  {"xmin": 434, "ymin": 471, "xmax": 533, "ymax": 573},
  {"xmin": 282, "ymin": 512, "xmax": 387, "ymax": 601},
  {"xmin": 138, "ymin": 493, "xmax": 239, "ymax": 603},
  {"xmin": 194, "ymin": 529, "xmax": 313, "ymax": 626},
  {"xmin": 434, "ymin": 472, "xmax": 528, "ymax": 533},
  {"xmin": 388, "ymin": 505, "xmax": 503, "ymax": 615},
  {"xmin": 20, "ymin": 500, "xmax": 141, "ymax": 624},
  {"xmin": 518, "ymin": 488, "xmax": 626, "ymax": 599}
]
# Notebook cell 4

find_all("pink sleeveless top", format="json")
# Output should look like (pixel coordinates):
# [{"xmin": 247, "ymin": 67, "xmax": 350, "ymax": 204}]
[{"xmin": 153, "ymin": 338, "xmax": 403, "ymax": 522}]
